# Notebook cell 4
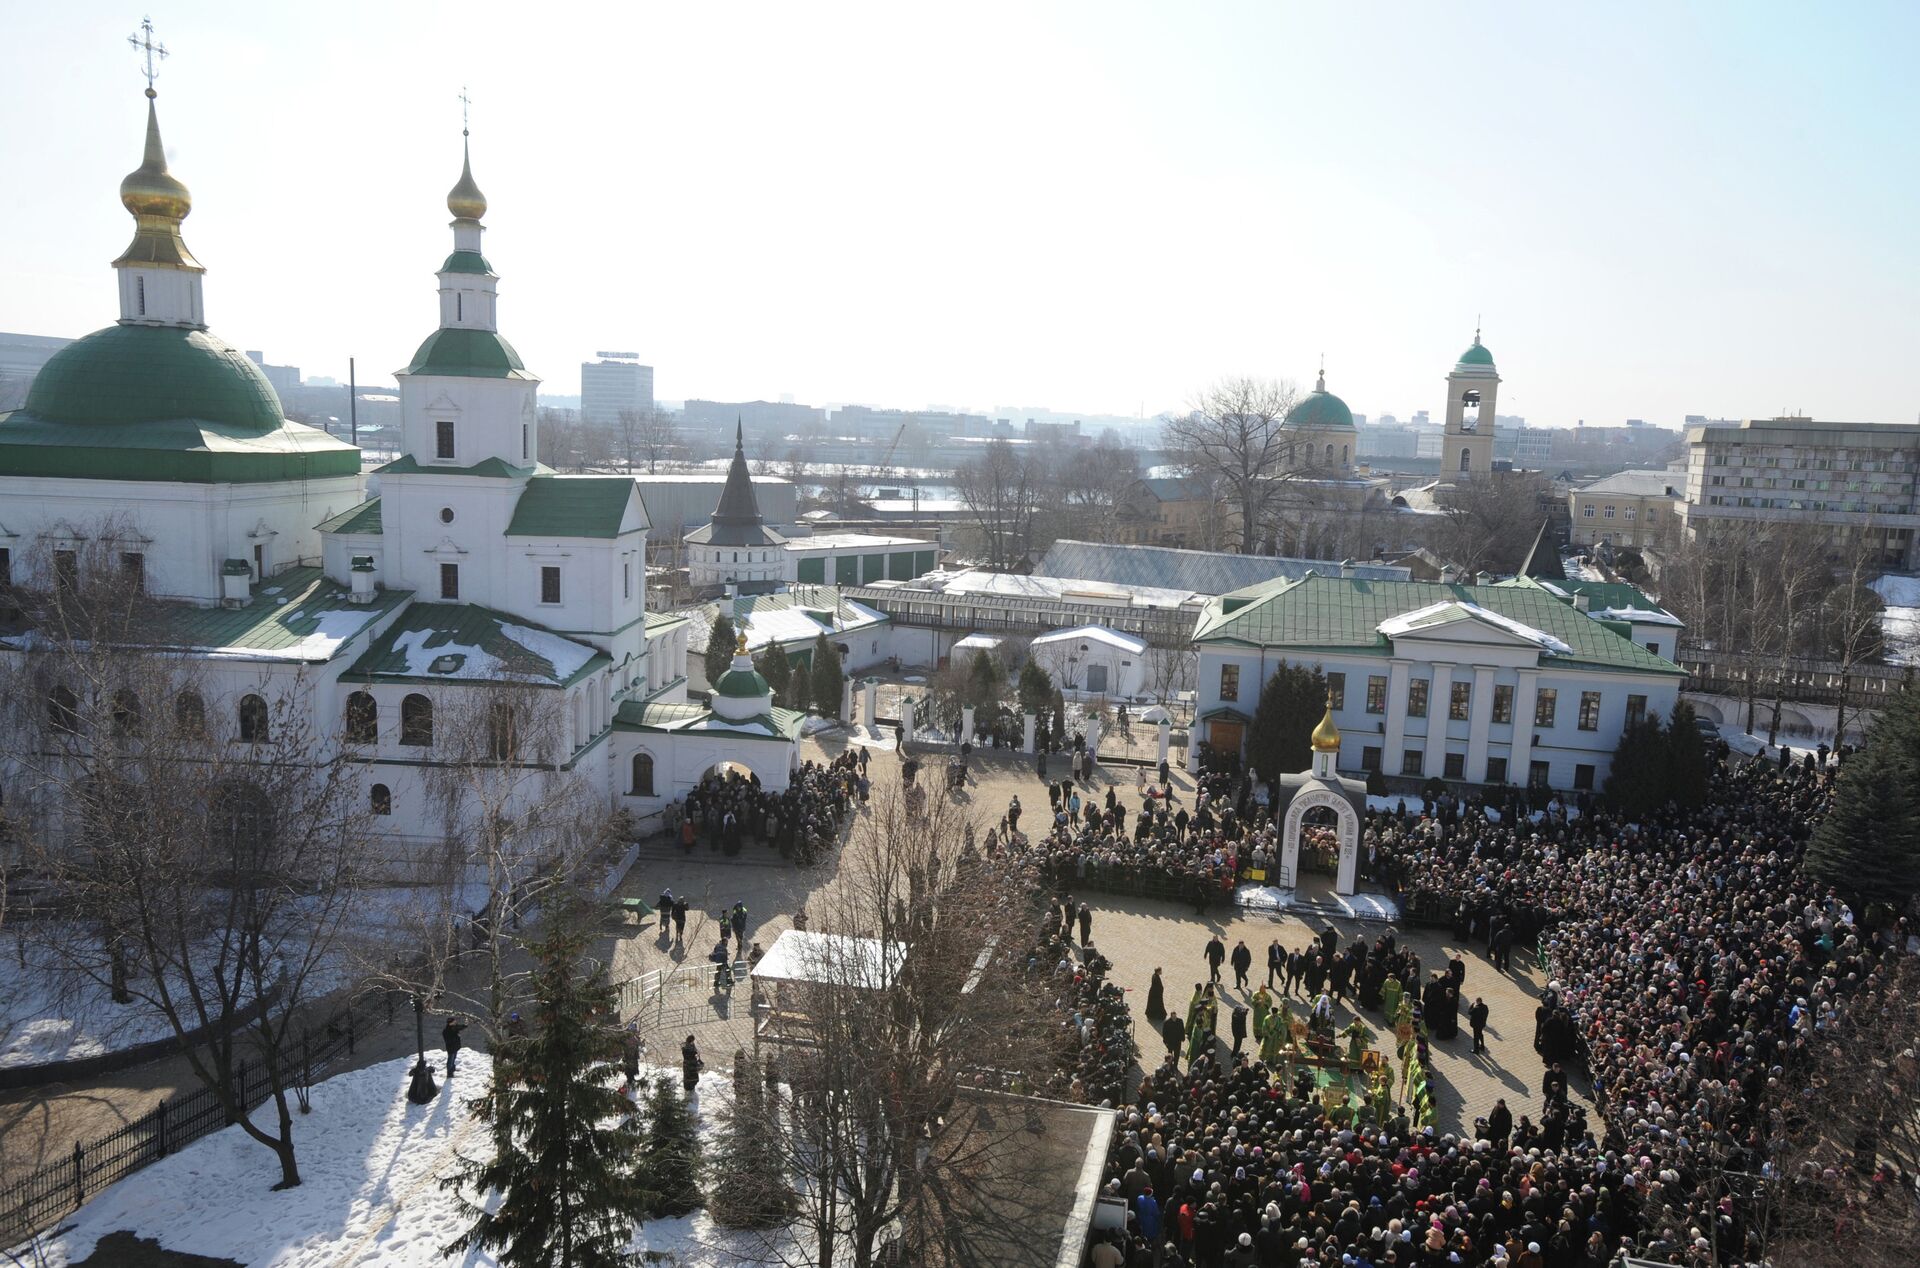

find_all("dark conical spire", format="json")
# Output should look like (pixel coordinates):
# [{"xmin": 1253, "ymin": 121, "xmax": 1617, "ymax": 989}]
[{"xmin": 711, "ymin": 416, "xmax": 765, "ymax": 529}]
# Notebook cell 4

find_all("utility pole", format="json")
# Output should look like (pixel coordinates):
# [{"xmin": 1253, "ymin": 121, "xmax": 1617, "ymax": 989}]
[{"xmin": 348, "ymin": 357, "xmax": 358, "ymax": 446}]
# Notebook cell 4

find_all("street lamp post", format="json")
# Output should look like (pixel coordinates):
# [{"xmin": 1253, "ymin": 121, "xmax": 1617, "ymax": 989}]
[{"xmin": 406, "ymin": 994, "xmax": 439, "ymax": 1103}]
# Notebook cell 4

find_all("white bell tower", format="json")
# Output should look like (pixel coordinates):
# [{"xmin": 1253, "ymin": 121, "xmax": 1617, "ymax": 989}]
[{"xmin": 1443, "ymin": 327, "xmax": 1499, "ymax": 483}]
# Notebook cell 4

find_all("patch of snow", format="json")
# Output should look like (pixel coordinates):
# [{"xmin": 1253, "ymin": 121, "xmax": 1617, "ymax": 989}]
[
  {"xmin": 903, "ymin": 675, "xmax": 927, "ymax": 684},
  {"xmin": 1871, "ymin": 574, "xmax": 1920, "ymax": 607},
  {"xmin": 799, "ymin": 714, "xmax": 840, "ymax": 736},
  {"xmin": 24, "ymin": 1052, "xmax": 800, "ymax": 1268},
  {"xmin": 1379, "ymin": 601, "xmax": 1576, "ymax": 656},
  {"xmin": 1031, "ymin": 624, "xmax": 1149, "ymax": 655}
]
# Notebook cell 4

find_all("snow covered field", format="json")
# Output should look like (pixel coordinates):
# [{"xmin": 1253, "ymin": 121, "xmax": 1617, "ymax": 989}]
[{"xmin": 16, "ymin": 1052, "xmax": 795, "ymax": 1268}]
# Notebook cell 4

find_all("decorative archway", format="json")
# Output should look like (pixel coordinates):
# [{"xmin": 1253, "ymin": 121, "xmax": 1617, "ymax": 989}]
[{"xmin": 1280, "ymin": 786, "xmax": 1360, "ymax": 895}]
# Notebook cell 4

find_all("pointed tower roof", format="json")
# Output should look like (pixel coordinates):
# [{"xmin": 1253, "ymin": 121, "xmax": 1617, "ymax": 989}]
[
  {"xmin": 1517, "ymin": 519, "xmax": 1566, "ymax": 580},
  {"xmin": 689, "ymin": 420, "xmax": 787, "ymax": 548}
]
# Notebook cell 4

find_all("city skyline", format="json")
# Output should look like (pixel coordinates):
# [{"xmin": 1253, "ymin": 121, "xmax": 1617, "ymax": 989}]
[{"xmin": 1, "ymin": 2, "xmax": 1914, "ymax": 428}]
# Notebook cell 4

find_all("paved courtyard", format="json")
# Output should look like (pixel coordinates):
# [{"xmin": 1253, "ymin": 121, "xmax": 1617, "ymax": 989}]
[{"xmin": 606, "ymin": 731, "xmax": 1589, "ymax": 1138}]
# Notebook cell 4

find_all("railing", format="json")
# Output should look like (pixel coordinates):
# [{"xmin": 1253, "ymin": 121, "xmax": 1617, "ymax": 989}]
[
  {"xmin": 1676, "ymin": 644, "xmax": 1911, "ymax": 708},
  {"xmin": 616, "ymin": 958, "xmax": 753, "ymax": 1033},
  {"xmin": 841, "ymin": 585, "xmax": 1198, "ymax": 648},
  {"xmin": 0, "ymin": 989, "xmax": 400, "ymax": 1249}
]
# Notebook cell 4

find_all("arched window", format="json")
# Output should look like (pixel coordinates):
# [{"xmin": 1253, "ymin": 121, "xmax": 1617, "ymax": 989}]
[
  {"xmin": 47, "ymin": 684, "xmax": 80, "ymax": 734},
  {"xmin": 400, "ymin": 693, "xmax": 434, "ymax": 747},
  {"xmin": 238, "ymin": 694, "xmax": 270, "ymax": 744},
  {"xmin": 1459, "ymin": 448, "xmax": 1472, "ymax": 474},
  {"xmin": 111, "ymin": 689, "xmax": 144, "ymax": 737},
  {"xmin": 175, "ymin": 691, "xmax": 206, "ymax": 736},
  {"xmin": 630, "ymin": 752, "xmax": 655, "ymax": 796},
  {"xmin": 487, "ymin": 702, "xmax": 518, "ymax": 762},
  {"xmin": 370, "ymin": 783, "xmax": 392, "ymax": 816},
  {"xmin": 344, "ymin": 692, "xmax": 377, "ymax": 744},
  {"xmin": 574, "ymin": 693, "xmax": 589, "ymax": 743},
  {"xmin": 1325, "ymin": 443, "xmax": 1335, "ymax": 465},
  {"xmin": 1341, "ymin": 444, "xmax": 1349, "ymax": 465},
  {"xmin": 210, "ymin": 779, "xmax": 275, "ymax": 878}
]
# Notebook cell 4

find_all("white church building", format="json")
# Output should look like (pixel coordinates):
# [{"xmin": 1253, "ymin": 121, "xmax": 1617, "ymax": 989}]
[{"xmin": 0, "ymin": 85, "xmax": 800, "ymax": 866}]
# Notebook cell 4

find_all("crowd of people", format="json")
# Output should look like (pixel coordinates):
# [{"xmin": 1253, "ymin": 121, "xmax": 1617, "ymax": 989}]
[
  {"xmin": 1082, "ymin": 749, "xmax": 1913, "ymax": 1266},
  {"xmin": 672, "ymin": 751, "xmax": 862, "ymax": 863}
]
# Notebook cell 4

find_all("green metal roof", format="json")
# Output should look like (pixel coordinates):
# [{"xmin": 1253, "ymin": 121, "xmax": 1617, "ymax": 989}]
[
  {"xmin": 23, "ymin": 325, "xmax": 283, "ymax": 431},
  {"xmin": 1285, "ymin": 388, "xmax": 1355, "ymax": 431},
  {"xmin": 341, "ymin": 602, "xmax": 608, "ymax": 687},
  {"xmin": 374, "ymin": 454, "xmax": 544, "ymax": 479},
  {"xmin": 506, "ymin": 475, "xmax": 640, "ymax": 538},
  {"xmin": 1456, "ymin": 341, "xmax": 1495, "ymax": 367},
  {"xmin": 1194, "ymin": 574, "xmax": 1681, "ymax": 675},
  {"xmin": 643, "ymin": 610, "xmax": 690, "ymax": 633},
  {"xmin": 715, "ymin": 666, "xmax": 772, "ymax": 698},
  {"xmin": 402, "ymin": 327, "xmax": 534, "ymax": 380},
  {"xmin": 28, "ymin": 565, "xmax": 412, "ymax": 658},
  {"xmin": 0, "ymin": 411, "xmax": 360, "ymax": 483},
  {"xmin": 613, "ymin": 698, "xmax": 804, "ymax": 742},
  {"xmin": 317, "ymin": 496, "xmax": 382, "ymax": 535},
  {"xmin": 440, "ymin": 250, "xmax": 496, "ymax": 276}
]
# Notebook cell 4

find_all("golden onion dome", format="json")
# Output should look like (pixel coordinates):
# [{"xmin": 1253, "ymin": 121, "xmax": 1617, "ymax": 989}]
[
  {"xmin": 1310, "ymin": 693, "xmax": 1342, "ymax": 753},
  {"xmin": 120, "ymin": 89, "xmax": 191, "ymax": 221},
  {"xmin": 447, "ymin": 136, "xmax": 487, "ymax": 221}
]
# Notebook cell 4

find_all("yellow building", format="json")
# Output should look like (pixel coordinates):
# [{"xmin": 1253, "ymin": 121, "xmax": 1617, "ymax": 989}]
[{"xmin": 1568, "ymin": 469, "xmax": 1684, "ymax": 550}]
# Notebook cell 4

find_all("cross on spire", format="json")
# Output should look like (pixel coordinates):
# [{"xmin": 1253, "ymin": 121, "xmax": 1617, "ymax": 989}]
[
  {"xmin": 128, "ymin": 16, "xmax": 167, "ymax": 94},
  {"xmin": 459, "ymin": 85, "xmax": 471, "ymax": 136}
]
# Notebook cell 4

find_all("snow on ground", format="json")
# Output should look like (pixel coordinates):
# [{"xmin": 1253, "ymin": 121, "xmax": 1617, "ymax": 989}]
[
  {"xmin": 19, "ymin": 1052, "xmax": 797, "ymax": 1268},
  {"xmin": 1716, "ymin": 724, "xmax": 1834, "ymax": 764},
  {"xmin": 798, "ymin": 714, "xmax": 840, "ymax": 737}
]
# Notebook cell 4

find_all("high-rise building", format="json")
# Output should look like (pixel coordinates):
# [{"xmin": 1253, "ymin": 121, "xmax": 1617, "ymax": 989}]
[{"xmin": 581, "ymin": 352, "xmax": 653, "ymax": 427}]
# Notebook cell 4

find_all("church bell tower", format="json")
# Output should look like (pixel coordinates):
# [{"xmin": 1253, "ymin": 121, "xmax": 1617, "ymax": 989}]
[{"xmin": 1443, "ymin": 328, "xmax": 1499, "ymax": 483}]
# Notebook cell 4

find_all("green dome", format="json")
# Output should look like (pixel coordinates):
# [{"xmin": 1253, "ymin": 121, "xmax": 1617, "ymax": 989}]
[
  {"xmin": 404, "ymin": 327, "xmax": 531, "ymax": 379},
  {"xmin": 1456, "ymin": 340, "xmax": 1495, "ymax": 368},
  {"xmin": 1286, "ymin": 386, "xmax": 1355, "ymax": 431},
  {"xmin": 23, "ymin": 324, "xmax": 284, "ymax": 433},
  {"xmin": 715, "ymin": 666, "xmax": 772, "ymax": 699}
]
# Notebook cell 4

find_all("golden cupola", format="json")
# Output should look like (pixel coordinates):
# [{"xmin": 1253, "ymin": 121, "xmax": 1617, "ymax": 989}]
[
  {"xmin": 1310, "ymin": 692, "xmax": 1342, "ymax": 753},
  {"xmin": 115, "ymin": 87, "xmax": 201, "ymax": 271},
  {"xmin": 446, "ymin": 135, "xmax": 487, "ymax": 221}
]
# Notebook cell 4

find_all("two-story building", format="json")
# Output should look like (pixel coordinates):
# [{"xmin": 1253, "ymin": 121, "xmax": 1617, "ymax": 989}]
[{"xmin": 1190, "ymin": 573, "xmax": 1684, "ymax": 792}]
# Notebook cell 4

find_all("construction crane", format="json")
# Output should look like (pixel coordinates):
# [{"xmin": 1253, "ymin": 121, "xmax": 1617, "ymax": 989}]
[{"xmin": 871, "ymin": 422, "xmax": 920, "ymax": 521}]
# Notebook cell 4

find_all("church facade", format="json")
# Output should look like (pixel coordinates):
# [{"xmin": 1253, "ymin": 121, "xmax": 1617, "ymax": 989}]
[{"xmin": 0, "ymin": 87, "xmax": 798, "ymax": 867}]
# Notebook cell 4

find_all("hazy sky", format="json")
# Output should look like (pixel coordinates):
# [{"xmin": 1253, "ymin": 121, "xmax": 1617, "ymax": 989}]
[{"xmin": 2, "ymin": 2, "xmax": 1915, "ymax": 427}]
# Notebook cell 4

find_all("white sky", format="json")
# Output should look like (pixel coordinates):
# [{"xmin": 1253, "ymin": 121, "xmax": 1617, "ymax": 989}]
[{"xmin": 1, "ymin": 2, "xmax": 1915, "ymax": 427}]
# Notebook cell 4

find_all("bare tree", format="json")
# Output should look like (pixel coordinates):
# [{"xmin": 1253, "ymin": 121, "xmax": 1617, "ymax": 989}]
[
  {"xmin": 0, "ymin": 523, "xmax": 377, "ymax": 1190},
  {"xmin": 954, "ymin": 439, "xmax": 1040, "ymax": 571},
  {"xmin": 617, "ymin": 407, "xmax": 682, "ymax": 474},
  {"xmin": 1162, "ymin": 377, "xmax": 1302, "ymax": 554},
  {"xmin": 1144, "ymin": 645, "xmax": 1197, "ymax": 706},
  {"xmin": 1430, "ymin": 475, "xmax": 1547, "ymax": 575},
  {"xmin": 1041, "ymin": 433, "xmax": 1140, "ymax": 544},
  {"xmin": 740, "ymin": 788, "xmax": 1055, "ymax": 1267}
]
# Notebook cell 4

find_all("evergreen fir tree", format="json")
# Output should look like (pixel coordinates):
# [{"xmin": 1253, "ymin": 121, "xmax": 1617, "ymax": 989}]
[
  {"xmin": 704, "ymin": 614, "xmax": 737, "ymax": 688},
  {"xmin": 1806, "ymin": 691, "xmax": 1920, "ymax": 911},
  {"xmin": 638, "ymin": 1074, "xmax": 704, "ymax": 1218},
  {"xmin": 1602, "ymin": 714, "xmax": 1669, "ymax": 821},
  {"xmin": 1245, "ymin": 661, "xmax": 1326, "ymax": 786},
  {"xmin": 1663, "ymin": 700, "xmax": 1711, "ymax": 809},
  {"xmin": 752, "ymin": 643, "xmax": 792, "ymax": 698},
  {"xmin": 809, "ymin": 633, "xmax": 845, "ymax": 716},
  {"xmin": 707, "ymin": 1050, "xmax": 794, "ymax": 1228},
  {"xmin": 442, "ymin": 920, "xmax": 644, "ymax": 1268},
  {"xmin": 1017, "ymin": 659, "xmax": 1053, "ymax": 716}
]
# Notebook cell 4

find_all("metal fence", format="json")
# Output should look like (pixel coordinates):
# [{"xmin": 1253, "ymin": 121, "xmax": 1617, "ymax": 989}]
[
  {"xmin": 616, "ymin": 958, "xmax": 753, "ymax": 1035},
  {"xmin": 0, "ymin": 990, "xmax": 398, "ymax": 1249}
]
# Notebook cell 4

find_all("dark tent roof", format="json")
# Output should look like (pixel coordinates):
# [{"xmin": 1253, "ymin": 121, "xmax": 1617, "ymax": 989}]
[
  {"xmin": 1518, "ymin": 519, "xmax": 1566, "ymax": 580},
  {"xmin": 694, "ymin": 420, "xmax": 784, "ymax": 547}
]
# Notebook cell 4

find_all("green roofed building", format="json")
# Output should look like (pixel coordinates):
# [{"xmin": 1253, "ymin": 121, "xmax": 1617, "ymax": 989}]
[{"xmin": 1190, "ymin": 571, "xmax": 1683, "ymax": 794}]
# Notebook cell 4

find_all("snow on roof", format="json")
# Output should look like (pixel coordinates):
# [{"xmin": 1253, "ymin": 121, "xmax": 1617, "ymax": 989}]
[
  {"xmin": 953, "ymin": 633, "xmax": 1004, "ymax": 651},
  {"xmin": 923, "ymin": 569, "xmax": 1201, "ymax": 610},
  {"xmin": 1030, "ymin": 624, "xmax": 1149, "ymax": 655},
  {"xmin": 1592, "ymin": 605, "xmax": 1684, "ymax": 627},
  {"xmin": 1379, "ymin": 601, "xmax": 1575, "ymax": 656},
  {"xmin": 866, "ymin": 498, "xmax": 969, "ymax": 513},
  {"xmin": 788, "ymin": 532, "xmax": 931, "ymax": 551},
  {"xmin": 749, "ymin": 929, "xmax": 905, "ymax": 990},
  {"xmin": 1872, "ymin": 574, "xmax": 1920, "ymax": 608}
]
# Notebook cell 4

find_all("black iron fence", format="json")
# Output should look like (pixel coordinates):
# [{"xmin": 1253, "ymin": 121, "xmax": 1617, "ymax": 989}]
[{"xmin": 0, "ymin": 989, "xmax": 399, "ymax": 1249}]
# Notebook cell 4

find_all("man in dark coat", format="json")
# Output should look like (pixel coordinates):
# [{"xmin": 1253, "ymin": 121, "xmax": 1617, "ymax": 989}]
[
  {"xmin": 1229, "ymin": 1004, "xmax": 1249, "ymax": 1056},
  {"xmin": 1229, "ymin": 940, "xmax": 1252, "ymax": 990},
  {"xmin": 1077, "ymin": 902, "xmax": 1094, "ymax": 948},
  {"xmin": 1469, "ymin": 996, "xmax": 1491, "ymax": 1053},
  {"xmin": 1161, "ymin": 1011, "xmax": 1185, "ymax": 1066},
  {"xmin": 1204, "ymin": 935, "xmax": 1226, "ymax": 983},
  {"xmin": 1266, "ymin": 939, "xmax": 1284, "ymax": 989},
  {"xmin": 442, "ymin": 1017, "xmax": 467, "ymax": 1077},
  {"xmin": 1487, "ymin": 1097, "xmax": 1514, "ymax": 1149}
]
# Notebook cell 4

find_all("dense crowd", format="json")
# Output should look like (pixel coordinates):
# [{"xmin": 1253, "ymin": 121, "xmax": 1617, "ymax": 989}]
[
  {"xmin": 1083, "ymin": 752, "xmax": 1913, "ymax": 1267},
  {"xmin": 674, "ymin": 751, "xmax": 861, "ymax": 863}
]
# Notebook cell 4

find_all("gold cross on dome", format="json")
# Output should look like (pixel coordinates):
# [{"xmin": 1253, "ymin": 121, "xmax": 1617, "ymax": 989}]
[
  {"xmin": 129, "ymin": 16, "xmax": 168, "ymax": 91},
  {"xmin": 459, "ymin": 85, "xmax": 471, "ymax": 135}
]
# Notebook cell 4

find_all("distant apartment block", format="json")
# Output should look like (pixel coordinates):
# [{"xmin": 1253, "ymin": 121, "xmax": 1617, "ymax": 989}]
[
  {"xmin": 581, "ymin": 353, "xmax": 654, "ymax": 427},
  {"xmin": 1680, "ymin": 417, "xmax": 1920, "ymax": 567}
]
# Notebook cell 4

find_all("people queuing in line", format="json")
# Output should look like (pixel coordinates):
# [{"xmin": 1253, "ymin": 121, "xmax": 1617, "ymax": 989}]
[
  {"xmin": 1081, "ymin": 752, "xmax": 1911, "ymax": 1266},
  {"xmin": 679, "ymin": 752, "xmax": 862, "ymax": 863}
]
